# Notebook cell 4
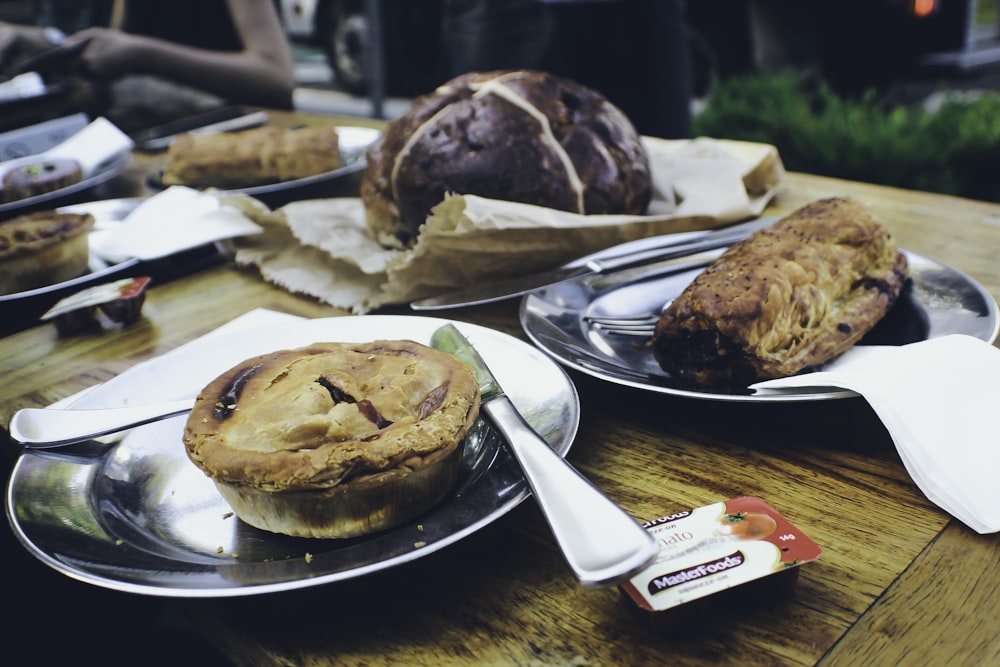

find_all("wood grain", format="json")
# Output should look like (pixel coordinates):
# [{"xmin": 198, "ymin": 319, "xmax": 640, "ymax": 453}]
[{"xmin": 2, "ymin": 115, "xmax": 998, "ymax": 666}]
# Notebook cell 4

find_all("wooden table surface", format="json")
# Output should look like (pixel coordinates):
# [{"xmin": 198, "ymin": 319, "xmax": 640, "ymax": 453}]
[{"xmin": 2, "ymin": 112, "xmax": 999, "ymax": 667}]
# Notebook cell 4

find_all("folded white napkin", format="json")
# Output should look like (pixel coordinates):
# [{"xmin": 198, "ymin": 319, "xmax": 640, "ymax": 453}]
[
  {"xmin": 44, "ymin": 116, "xmax": 134, "ymax": 177},
  {"xmin": 751, "ymin": 334, "xmax": 1000, "ymax": 534},
  {"xmin": 57, "ymin": 308, "xmax": 303, "ymax": 411},
  {"xmin": 90, "ymin": 186, "xmax": 265, "ymax": 262}
]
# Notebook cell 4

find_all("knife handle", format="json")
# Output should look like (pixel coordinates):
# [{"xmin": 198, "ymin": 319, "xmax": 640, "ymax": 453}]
[{"xmin": 482, "ymin": 396, "xmax": 657, "ymax": 586}]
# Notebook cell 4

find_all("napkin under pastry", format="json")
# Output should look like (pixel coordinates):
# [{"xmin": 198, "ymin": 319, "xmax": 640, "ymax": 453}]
[
  {"xmin": 89, "ymin": 186, "xmax": 265, "ymax": 263},
  {"xmin": 231, "ymin": 136, "xmax": 786, "ymax": 313},
  {"xmin": 751, "ymin": 334, "xmax": 1000, "ymax": 534}
]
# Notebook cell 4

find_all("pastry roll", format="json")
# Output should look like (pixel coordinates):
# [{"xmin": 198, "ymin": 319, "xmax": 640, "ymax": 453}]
[
  {"xmin": 162, "ymin": 125, "xmax": 341, "ymax": 188},
  {"xmin": 651, "ymin": 196, "xmax": 909, "ymax": 386}
]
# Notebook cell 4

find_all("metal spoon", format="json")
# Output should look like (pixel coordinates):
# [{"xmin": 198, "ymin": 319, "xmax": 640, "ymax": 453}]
[{"xmin": 8, "ymin": 399, "xmax": 195, "ymax": 449}]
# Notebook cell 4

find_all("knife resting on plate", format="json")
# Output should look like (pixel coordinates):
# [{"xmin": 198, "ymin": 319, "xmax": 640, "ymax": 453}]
[
  {"xmin": 431, "ymin": 323, "xmax": 658, "ymax": 586},
  {"xmin": 410, "ymin": 215, "xmax": 777, "ymax": 310}
]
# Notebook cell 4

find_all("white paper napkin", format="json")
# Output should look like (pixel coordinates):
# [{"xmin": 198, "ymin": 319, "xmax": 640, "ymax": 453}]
[
  {"xmin": 58, "ymin": 308, "xmax": 304, "ymax": 411},
  {"xmin": 90, "ymin": 186, "xmax": 264, "ymax": 262},
  {"xmin": 44, "ymin": 116, "xmax": 134, "ymax": 177},
  {"xmin": 750, "ymin": 334, "xmax": 1000, "ymax": 534}
]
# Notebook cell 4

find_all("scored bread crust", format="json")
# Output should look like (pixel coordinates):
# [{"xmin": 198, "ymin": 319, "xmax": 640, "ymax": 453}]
[
  {"xmin": 162, "ymin": 125, "xmax": 341, "ymax": 188},
  {"xmin": 182, "ymin": 340, "xmax": 481, "ymax": 538},
  {"xmin": 651, "ymin": 197, "xmax": 909, "ymax": 386},
  {"xmin": 0, "ymin": 211, "xmax": 95, "ymax": 295},
  {"xmin": 360, "ymin": 69, "xmax": 652, "ymax": 248}
]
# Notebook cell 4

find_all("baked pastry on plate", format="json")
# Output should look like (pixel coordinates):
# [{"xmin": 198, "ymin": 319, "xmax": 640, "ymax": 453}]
[
  {"xmin": 162, "ymin": 125, "xmax": 342, "ymax": 189},
  {"xmin": 361, "ymin": 69, "xmax": 652, "ymax": 248},
  {"xmin": 2, "ymin": 158, "xmax": 83, "ymax": 203},
  {"xmin": 182, "ymin": 340, "xmax": 481, "ymax": 539},
  {"xmin": 651, "ymin": 196, "xmax": 909, "ymax": 386},
  {"xmin": 0, "ymin": 210, "xmax": 95, "ymax": 295}
]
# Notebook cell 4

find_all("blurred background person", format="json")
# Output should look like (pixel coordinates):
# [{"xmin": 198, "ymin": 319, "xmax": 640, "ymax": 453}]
[
  {"xmin": 0, "ymin": 0, "xmax": 294, "ymax": 132},
  {"xmin": 441, "ymin": 0, "xmax": 692, "ymax": 139}
]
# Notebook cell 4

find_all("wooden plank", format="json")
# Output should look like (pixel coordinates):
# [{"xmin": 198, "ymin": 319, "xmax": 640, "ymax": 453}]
[{"xmin": 822, "ymin": 522, "xmax": 1000, "ymax": 667}]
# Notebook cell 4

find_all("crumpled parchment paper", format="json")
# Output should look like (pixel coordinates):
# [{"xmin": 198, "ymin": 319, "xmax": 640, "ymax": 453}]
[{"xmin": 229, "ymin": 136, "xmax": 786, "ymax": 313}]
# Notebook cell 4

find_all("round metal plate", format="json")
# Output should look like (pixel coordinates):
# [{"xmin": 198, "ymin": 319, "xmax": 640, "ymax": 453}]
[
  {"xmin": 7, "ymin": 315, "xmax": 580, "ymax": 597},
  {"xmin": 521, "ymin": 238, "xmax": 999, "ymax": 403}
]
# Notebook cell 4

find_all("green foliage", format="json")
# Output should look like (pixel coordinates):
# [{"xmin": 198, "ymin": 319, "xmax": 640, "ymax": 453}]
[{"xmin": 692, "ymin": 71, "xmax": 1000, "ymax": 203}]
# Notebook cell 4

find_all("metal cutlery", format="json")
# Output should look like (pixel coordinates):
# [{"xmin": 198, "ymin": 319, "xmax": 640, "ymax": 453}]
[
  {"xmin": 8, "ymin": 399, "xmax": 195, "ymax": 449},
  {"xmin": 584, "ymin": 314, "xmax": 661, "ymax": 337},
  {"xmin": 430, "ymin": 323, "xmax": 658, "ymax": 585},
  {"xmin": 410, "ymin": 215, "xmax": 777, "ymax": 310}
]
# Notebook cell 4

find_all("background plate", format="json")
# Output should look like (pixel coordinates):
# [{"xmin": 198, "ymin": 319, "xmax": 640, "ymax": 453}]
[
  {"xmin": 520, "ymin": 238, "xmax": 999, "ymax": 403},
  {"xmin": 6, "ymin": 315, "xmax": 580, "ymax": 597},
  {"xmin": 0, "ymin": 198, "xmax": 226, "ymax": 336},
  {"xmin": 0, "ymin": 151, "xmax": 130, "ymax": 217},
  {"xmin": 145, "ymin": 126, "xmax": 380, "ymax": 203}
]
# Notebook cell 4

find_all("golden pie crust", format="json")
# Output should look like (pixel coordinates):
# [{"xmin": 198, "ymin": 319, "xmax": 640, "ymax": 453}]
[
  {"xmin": 162, "ymin": 125, "xmax": 341, "ymax": 189},
  {"xmin": 651, "ymin": 196, "xmax": 909, "ymax": 386},
  {"xmin": 182, "ymin": 340, "xmax": 481, "ymax": 538},
  {"xmin": 0, "ymin": 210, "xmax": 95, "ymax": 295}
]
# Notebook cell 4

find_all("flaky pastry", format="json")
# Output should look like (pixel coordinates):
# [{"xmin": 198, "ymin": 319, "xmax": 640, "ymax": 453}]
[
  {"xmin": 651, "ymin": 196, "xmax": 909, "ymax": 385},
  {"xmin": 162, "ymin": 125, "xmax": 341, "ymax": 189},
  {"xmin": 183, "ymin": 340, "xmax": 481, "ymax": 538}
]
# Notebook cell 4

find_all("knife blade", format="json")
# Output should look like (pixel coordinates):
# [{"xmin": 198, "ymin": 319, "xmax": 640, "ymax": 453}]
[
  {"xmin": 410, "ymin": 215, "xmax": 778, "ymax": 310},
  {"xmin": 430, "ymin": 323, "xmax": 658, "ymax": 586}
]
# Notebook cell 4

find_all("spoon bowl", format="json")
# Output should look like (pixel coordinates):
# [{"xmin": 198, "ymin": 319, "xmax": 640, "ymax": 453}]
[{"xmin": 8, "ymin": 399, "xmax": 195, "ymax": 449}]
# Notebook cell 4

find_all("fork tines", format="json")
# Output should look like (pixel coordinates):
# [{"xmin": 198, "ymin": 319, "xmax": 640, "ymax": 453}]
[{"xmin": 583, "ymin": 314, "xmax": 659, "ymax": 337}]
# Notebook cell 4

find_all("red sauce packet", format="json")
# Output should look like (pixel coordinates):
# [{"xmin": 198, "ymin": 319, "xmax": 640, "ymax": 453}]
[
  {"xmin": 620, "ymin": 497, "xmax": 822, "ymax": 631},
  {"xmin": 41, "ymin": 276, "xmax": 150, "ymax": 334}
]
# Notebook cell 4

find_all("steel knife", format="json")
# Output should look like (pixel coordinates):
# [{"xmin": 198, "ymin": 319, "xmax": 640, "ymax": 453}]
[
  {"xmin": 430, "ymin": 323, "xmax": 658, "ymax": 586},
  {"xmin": 410, "ymin": 215, "xmax": 778, "ymax": 310}
]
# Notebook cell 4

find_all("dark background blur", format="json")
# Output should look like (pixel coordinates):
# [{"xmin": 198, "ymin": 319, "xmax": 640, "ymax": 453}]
[{"xmin": 7, "ymin": 0, "xmax": 1000, "ymax": 122}]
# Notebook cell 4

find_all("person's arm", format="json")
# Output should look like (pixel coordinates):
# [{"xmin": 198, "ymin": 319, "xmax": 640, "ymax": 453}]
[
  {"xmin": 68, "ymin": 0, "xmax": 295, "ymax": 109},
  {"xmin": 0, "ymin": 23, "xmax": 67, "ymax": 76}
]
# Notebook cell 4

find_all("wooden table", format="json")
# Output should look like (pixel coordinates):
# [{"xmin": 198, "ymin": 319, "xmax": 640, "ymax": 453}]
[{"xmin": 3, "ymin": 112, "xmax": 1000, "ymax": 667}]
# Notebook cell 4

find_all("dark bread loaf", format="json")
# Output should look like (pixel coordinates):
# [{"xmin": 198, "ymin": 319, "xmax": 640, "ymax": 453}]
[
  {"xmin": 651, "ymin": 197, "xmax": 909, "ymax": 386},
  {"xmin": 360, "ymin": 69, "xmax": 652, "ymax": 248}
]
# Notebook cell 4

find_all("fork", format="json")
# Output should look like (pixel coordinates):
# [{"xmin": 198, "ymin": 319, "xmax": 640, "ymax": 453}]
[{"xmin": 583, "ymin": 313, "xmax": 659, "ymax": 337}]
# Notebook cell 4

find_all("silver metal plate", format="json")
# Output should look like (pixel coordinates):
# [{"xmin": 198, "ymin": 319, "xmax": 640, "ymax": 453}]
[
  {"xmin": 520, "ymin": 237, "xmax": 1000, "ymax": 403},
  {"xmin": 6, "ymin": 315, "xmax": 580, "ymax": 597}
]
